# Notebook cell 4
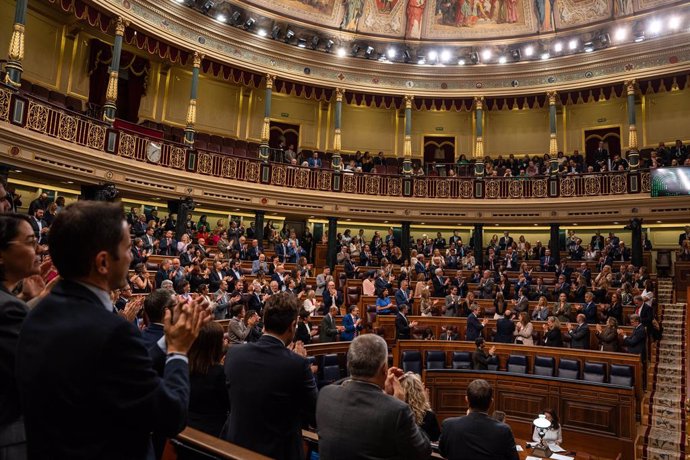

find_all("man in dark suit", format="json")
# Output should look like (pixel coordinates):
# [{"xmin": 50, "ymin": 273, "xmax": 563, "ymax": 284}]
[
  {"xmin": 223, "ymin": 292, "xmax": 318, "ymax": 459},
  {"xmin": 316, "ymin": 334, "xmax": 431, "ymax": 459},
  {"xmin": 15, "ymin": 201, "xmax": 207, "ymax": 460},
  {"xmin": 320, "ymin": 306, "xmax": 343, "ymax": 343},
  {"xmin": 432, "ymin": 268, "xmax": 449, "ymax": 297},
  {"xmin": 567, "ymin": 313, "xmax": 590, "ymax": 349},
  {"xmin": 478, "ymin": 270, "xmax": 495, "ymax": 299},
  {"xmin": 633, "ymin": 295, "xmax": 654, "ymax": 337},
  {"xmin": 343, "ymin": 254, "xmax": 359, "ymax": 279},
  {"xmin": 579, "ymin": 292, "xmax": 598, "ymax": 324},
  {"xmin": 613, "ymin": 242, "xmax": 631, "ymax": 262},
  {"xmin": 466, "ymin": 305, "xmax": 488, "ymax": 341},
  {"xmin": 158, "ymin": 230, "xmax": 178, "ymax": 256},
  {"xmin": 503, "ymin": 247, "xmax": 518, "ymax": 271},
  {"xmin": 396, "ymin": 305, "xmax": 417, "ymax": 340},
  {"xmin": 593, "ymin": 140, "xmax": 608, "ymax": 171},
  {"xmin": 472, "ymin": 338, "xmax": 496, "ymax": 370},
  {"xmin": 414, "ymin": 255, "xmax": 428, "ymax": 280},
  {"xmin": 621, "ymin": 313, "xmax": 646, "ymax": 357},
  {"xmin": 498, "ymin": 231, "xmax": 513, "ymax": 251},
  {"xmin": 395, "ymin": 279, "xmax": 412, "ymax": 311},
  {"xmin": 679, "ymin": 226, "xmax": 690, "ymax": 247},
  {"xmin": 440, "ymin": 379, "xmax": 519, "ymax": 460},
  {"xmin": 141, "ymin": 288, "xmax": 176, "ymax": 347},
  {"xmin": 540, "ymin": 249, "xmax": 556, "ymax": 272},
  {"xmin": 322, "ymin": 282, "xmax": 343, "ymax": 315},
  {"xmin": 494, "ymin": 310, "xmax": 515, "ymax": 343},
  {"xmin": 591, "ymin": 231, "xmax": 605, "ymax": 251}
]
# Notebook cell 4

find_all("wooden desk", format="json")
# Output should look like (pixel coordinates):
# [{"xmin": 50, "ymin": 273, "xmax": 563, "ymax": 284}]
[
  {"xmin": 424, "ymin": 370, "xmax": 634, "ymax": 460},
  {"xmin": 376, "ymin": 316, "xmax": 634, "ymax": 351},
  {"xmin": 676, "ymin": 261, "xmax": 690, "ymax": 302},
  {"xmin": 393, "ymin": 340, "xmax": 643, "ymax": 402},
  {"xmin": 165, "ymin": 427, "xmax": 271, "ymax": 460}
]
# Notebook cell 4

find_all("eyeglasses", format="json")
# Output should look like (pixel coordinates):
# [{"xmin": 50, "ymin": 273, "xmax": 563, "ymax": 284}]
[{"xmin": 7, "ymin": 237, "xmax": 38, "ymax": 248}]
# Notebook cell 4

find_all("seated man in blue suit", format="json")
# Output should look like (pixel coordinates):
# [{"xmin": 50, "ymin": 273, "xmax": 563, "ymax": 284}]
[{"xmin": 340, "ymin": 306, "xmax": 363, "ymax": 341}]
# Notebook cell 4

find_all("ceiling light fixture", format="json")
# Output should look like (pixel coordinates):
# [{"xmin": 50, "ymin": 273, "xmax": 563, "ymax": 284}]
[
  {"xmin": 481, "ymin": 49, "xmax": 492, "ymax": 61},
  {"xmin": 215, "ymin": 13, "xmax": 226, "ymax": 22},
  {"xmin": 583, "ymin": 41, "xmax": 594, "ymax": 52},
  {"xmin": 553, "ymin": 42, "xmax": 563, "ymax": 52},
  {"xmin": 297, "ymin": 38, "xmax": 307, "ymax": 48},
  {"xmin": 469, "ymin": 51, "xmax": 479, "ymax": 64},
  {"xmin": 351, "ymin": 43, "xmax": 360, "ymax": 55},
  {"xmin": 510, "ymin": 49, "xmax": 521, "ymax": 61},
  {"xmin": 648, "ymin": 19, "xmax": 662, "ymax": 35},
  {"xmin": 270, "ymin": 25, "xmax": 281, "ymax": 39},
  {"xmin": 440, "ymin": 49, "xmax": 451, "ymax": 63},
  {"xmin": 669, "ymin": 16, "xmax": 682, "ymax": 30},
  {"xmin": 540, "ymin": 52, "xmax": 550, "ymax": 60},
  {"xmin": 257, "ymin": 28, "xmax": 267, "ymax": 37},
  {"xmin": 498, "ymin": 55, "xmax": 507, "ymax": 64},
  {"xmin": 568, "ymin": 39, "xmax": 578, "ymax": 50},
  {"xmin": 387, "ymin": 47, "xmax": 397, "ymax": 59},
  {"xmin": 524, "ymin": 45, "xmax": 534, "ymax": 57},
  {"xmin": 614, "ymin": 27, "xmax": 627, "ymax": 42},
  {"xmin": 284, "ymin": 29, "xmax": 295, "ymax": 43},
  {"xmin": 634, "ymin": 30, "xmax": 645, "ymax": 42},
  {"xmin": 364, "ymin": 46, "xmax": 374, "ymax": 58},
  {"xmin": 229, "ymin": 11, "xmax": 241, "ymax": 24},
  {"xmin": 458, "ymin": 58, "xmax": 466, "ymax": 65},
  {"xmin": 243, "ymin": 17, "xmax": 255, "ymax": 29},
  {"xmin": 336, "ymin": 47, "xmax": 347, "ymax": 57},
  {"xmin": 428, "ymin": 50, "xmax": 438, "ymax": 61},
  {"xmin": 311, "ymin": 36, "xmax": 320, "ymax": 50}
]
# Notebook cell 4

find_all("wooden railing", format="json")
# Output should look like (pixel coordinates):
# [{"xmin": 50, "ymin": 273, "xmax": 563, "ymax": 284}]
[{"xmin": 0, "ymin": 84, "xmax": 652, "ymax": 200}]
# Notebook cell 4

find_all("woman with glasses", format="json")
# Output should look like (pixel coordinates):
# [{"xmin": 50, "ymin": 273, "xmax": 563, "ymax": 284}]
[{"xmin": 0, "ymin": 214, "xmax": 42, "ymax": 459}]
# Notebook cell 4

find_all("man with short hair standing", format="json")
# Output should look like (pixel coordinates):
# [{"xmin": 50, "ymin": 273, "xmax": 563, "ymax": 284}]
[
  {"xmin": 439, "ymin": 379, "xmax": 519, "ymax": 460},
  {"xmin": 316, "ymin": 334, "xmax": 431, "ymax": 459},
  {"xmin": 223, "ymin": 292, "xmax": 318, "ymax": 459},
  {"xmin": 16, "ymin": 201, "xmax": 208, "ymax": 460}
]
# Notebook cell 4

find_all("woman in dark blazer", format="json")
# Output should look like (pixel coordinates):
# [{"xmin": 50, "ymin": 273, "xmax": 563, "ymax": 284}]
[
  {"xmin": 542, "ymin": 316, "xmax": 563, "ymax": 347},
  {"xmin": 187, "ymin": 321, "xmax": 231, "ymax": 437},
  {"xmin": 604, "ymin": 292, "xmax": 623, "ymax": 324},
  {"xmin": 295, "ymin": 309, "xmax": 315, "ymax": 344},
  {"xmin": 595, "ymin": 317, "xmax": 620, "ymax": 352}
]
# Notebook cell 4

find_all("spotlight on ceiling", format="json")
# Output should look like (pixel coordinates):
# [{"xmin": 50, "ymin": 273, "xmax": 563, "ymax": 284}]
[
  {"xmin": 553, "ymin": 42, "xmax": 563, "ymax": 52},
  {"xmin": 510, "ymin": 48, "xmax": 521, "ymax": 61},
  {"xmin": 669, "ymin": 16, "xmax": 682, "ymax": 30},
  {"xmin": 297, "ymin": 38, "xmax": 307, "ymax": 48},
  {"xmin": 417, "ymin": 55, "xmax": 426, "ymax": 65},
  {"xmin": 568, "ymin": 39, "xmax": 578, "ymax": 50},
  {"xmin": 648, "ymin": 19, "xmax": 662, "ymax": 35},
  {"xmin": 598, "ymin": 32, "xmax": 610, "ymax": 47},
  {"xmin": 325, "ymin": 39, "xmax": 334, "ymax": 52},
  {"xmin": 311, "ymin": 36, "xmax": 320, "ymax": 49},
  {"xmin": 201, "ymin": 0, "xmax": 214, "ymax": 13},
  {"xmin": 440, "ymin": 49, "xmax": 451, "ymax": 63},
  {"xmin": 540, "ymin": 52, "xmax": 550, "ymax": 60},
  {"xmin": 470, "ymin": 51, "xmax": 479, "ymax": 64},
  {"xmin": 387, "ymin": 47, "xmax": 397, "ymax": 59},
  {"xmin": 257, "ymin": 28, "xmax": 267, "ymax": 37},
  {"xmin": 336, "ymin": 47, "xmax": 347, "ymax": 57},
  {"xmin": 481, "ymin": 49, "xmax": 492, "ymax": 61},
  {"xmin": 403, "ymin": 49, "xmax": 411, "ymax": 62},
  {"xmin": 524, "ymin": 45, "xmax": 534, "ymax": 57},
  {"xmin": 284, "ymin": 28, "xmax": 295, "ymax": 43},
  {"xmin": 428, "ymin": 50, "xmax": 438, "ymax": 61},
  {"xmin": 458, "ymin": 58, "xmax": 466, "ymax": 65},
  {"xmin": 229, "ymin": 10, "xmax": 241, "ymax": 24},
  {"xmin": 498, "ymin": 55, "xmax": 507, "ymax": 64},
  {"xmin": 583, "ymin": 41, "xmax": 594, "ymax": 52},
  {"xmin": 215, "ymin": 13, "xmax": 226, "ymax": 22},
  {"xmin": 244, "ymin": 17, "xmax": 255, "ymax": 29},
  {"xmin": 270, "ymin": 25, "xmax": 281, "ymax": 39},
  {"xmin": 614, "ymin": 27, "xmax": 628, "ymax": 42},
  {"xmin": 351, "ymin": 44, "xmax": 361, "ymax": 55},
  {"xmin": 365, "ymin": 46, "xmax": 374, "ymax": 58},
  {"xmin": 634, "ymin": 30, "xmax": 645, "ymax": 42}
]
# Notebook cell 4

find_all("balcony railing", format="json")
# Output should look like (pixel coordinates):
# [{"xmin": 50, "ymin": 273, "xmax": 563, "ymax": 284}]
[{"xmin": 0, "ymin": 85, "xmax": 651, "ymax": 199}]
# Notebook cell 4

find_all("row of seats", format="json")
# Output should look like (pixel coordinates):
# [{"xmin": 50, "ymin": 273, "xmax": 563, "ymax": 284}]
[
  {"xmin": 401, "ymin": 350, "xmax": 634, "ymax": 387},
  {"xmin": 20, "ymin": 79, "xmax": 84, "ymax": 114}
]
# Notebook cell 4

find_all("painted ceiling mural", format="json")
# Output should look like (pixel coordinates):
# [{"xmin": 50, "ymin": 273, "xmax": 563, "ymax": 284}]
[{"xmin": 238, "ymin": 0, "xmax": 678, "ymax": 39}]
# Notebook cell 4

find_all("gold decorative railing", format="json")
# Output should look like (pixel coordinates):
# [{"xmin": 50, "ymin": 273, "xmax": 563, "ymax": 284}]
[{"xmin": 0, "ymin": 84, "xmax": 651, "ymax": 199}]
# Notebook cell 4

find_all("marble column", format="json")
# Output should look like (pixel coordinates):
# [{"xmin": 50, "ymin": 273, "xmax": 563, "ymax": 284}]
[
  {"xmin": 183, "ymin": 52, "xmax": 203, "ymax": 147},
  {"xmin": 402, "ymin": 95, "xmax": 413, "ymax": 175},
  {"xmin": 474, "ymin": 96, "xmax": 484, "ymax": 158},
  {"xmin": 258, "ymin": 74, "xmax": 274, "ymax": 161},
  {"xmin": 625, "ymin": 80, "xmax": 640, "ymax": 169},
  {"xmin": 331, "ymin": 88, "xmax": 344, "ymax": 171},
  {"xmin": 3, "ymin": 0, "xmax": 28, "ymax": 88},
  {"xmin": 102, "ymin": 17, "xmax": 128, "ymax": 124}
]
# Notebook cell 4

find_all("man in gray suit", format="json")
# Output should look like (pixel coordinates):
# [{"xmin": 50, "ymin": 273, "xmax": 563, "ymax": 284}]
[
  {"xmin": 319, "ymin": 305, "xmax": 343, "ymax": 342},
  {"xmin": 316, "ymin": 334, "xmax": 431, "ymax": 460}
]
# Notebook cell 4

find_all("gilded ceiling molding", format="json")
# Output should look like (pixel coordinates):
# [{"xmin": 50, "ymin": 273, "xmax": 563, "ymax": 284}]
[{"xmin": 92, "ymin": 0, "xmax": 690, "ymax": 96}]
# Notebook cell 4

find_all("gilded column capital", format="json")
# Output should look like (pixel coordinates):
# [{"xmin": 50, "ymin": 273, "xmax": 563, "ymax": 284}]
[
  {"xmin": 404, "ymin": 95, "xmax": 414, "ymax": 109},
  {"xmin": 265, "ymin": 74, "xmax": 275, "ymax": 89},
  {"xmin": 547, "ymin": 91, "xmax": 558, "ymax": 106},
  {"xmin": 625, "ymin": 79, "xmax": 636, "ymax": 96},
  {"xmin": 474, "ymin": 96, "xmax": 484, "ymax": 111},
  {"xmin": 114, "ymin": 17, "xmax": 129, "ymax": 36},
  {"xmin": 192, "ymin": 51, "xmax": 203, "ymax": 68},
  {"xmin": 335, "ymin": 88, "xmax": 345, "ymax": 102}
]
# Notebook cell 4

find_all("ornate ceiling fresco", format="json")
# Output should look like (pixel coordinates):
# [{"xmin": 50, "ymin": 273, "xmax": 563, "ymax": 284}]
[{"xmin": 236, "ymin": 0, "xmax": 678, "ymax": 40}]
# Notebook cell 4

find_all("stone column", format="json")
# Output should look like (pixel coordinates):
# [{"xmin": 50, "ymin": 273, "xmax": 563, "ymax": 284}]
[
  {"xmin": 326, "ymin": 216, "xmax": 338, "ymax": 270},
  {"xmin": 625, "ymin": 80, "xmax": 640, "ymax": 169},
  {"xmin": 401, "ymin": 221, "xmax": 411, "ymax": 263},
  {"xmin": 474, "ymin": 96, "xmax": 484, "ymax": 158},
  {"xmin": 331, "ymin": 88, "xmax": 344, "ymax": 171},
  {"xmin": 549, "ymin": 223, "xmax": 560, "ymax": 265},
  {"xmin": 183, "ymin": 52, "xmax": 203, "ymax": 147},
  {"xmin": 3, "ymin": 0, "xmax": 28, "ymax": 88},
  {"xmin": 402, "ymin": 95, "xmax": 414, "ymax": 175},
  {"xmin": 102, "ymin": 17, "xmax": 127, "ymax": 124},
  {"xmin": 472, "ymin": 223, "xmax": 484, "ymax": 268},
  {"xmin": 258, "ymin": 74, "xmax": 274, "ymax": 161}
]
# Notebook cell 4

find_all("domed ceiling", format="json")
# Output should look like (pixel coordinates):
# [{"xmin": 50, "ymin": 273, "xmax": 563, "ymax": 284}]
[{"xmin": 233, "ymin": 0, "xmax": 675, "ymax": 40}]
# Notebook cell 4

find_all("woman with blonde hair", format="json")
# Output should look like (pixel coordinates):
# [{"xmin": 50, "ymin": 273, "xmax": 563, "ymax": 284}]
[
  {"xmin": 514, "ymin": 311, "xmax": 534, "ymax": 345},
  {"xmin": 399, "ymin": 372, "xmax": 440, "ymax": 442},
  {"xmin": 302, "ymin": 289, "xmax": 320, "ymax": 315},
  {"xmin": 420, "ymin": 288, "xmax": 441, "ymax": 316},
  {"xmin": 414, "ymin": 277, "xmax": 429, "ymax": 298}
]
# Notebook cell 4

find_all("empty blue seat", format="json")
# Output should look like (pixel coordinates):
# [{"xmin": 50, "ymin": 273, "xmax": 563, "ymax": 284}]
[
  {"xmin": 451, "ymin": 351, "xmax": 472, "ymax": 369},
  {"xmin": 534, "ymin": 356, "xmax": 555, "ymax": 377},
  {"xmin": 320, "ymin": 354, "xmax": 340, "ymax": 385},
  {"xmin": 401, "ymin": 350, "xmax": 422, "ymax": 375},
  {"xmin": 487, "ymin": 355, "xmax": 499, "ymax": 371},
  {"xmin": 426, "ymin": 351, "xmax": 446, "ymax": 370},
  {"xmin": 507, "ymin": 355, "xmax": 528, "ymax": 374},
  {"xmin": 610, "ymin": 364, "xmax": 634, "ymax": 386},
  {"xmin": 583, "ymin": 362, "xmax": 606, "ymax": 383},
  {"xmin": 557, "ymin": 358, "xmax": 580, "ymax": 380}
]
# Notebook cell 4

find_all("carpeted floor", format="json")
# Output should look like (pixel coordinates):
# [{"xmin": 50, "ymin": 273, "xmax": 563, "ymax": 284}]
[{"xmin": 641, "ymin": 278, "xmax": 686, "ymax": 460}]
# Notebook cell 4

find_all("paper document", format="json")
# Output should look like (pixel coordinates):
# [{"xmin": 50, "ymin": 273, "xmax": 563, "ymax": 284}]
[
  {"xmin": 515, "ymin": 445, "xmax": 523, "ymax": 452},
  {"xmin": 548, "ymin": 443, "xmax": 566, "ymax": 453},
  {"xmin": 549, "ymin": 454, "xmax": 574, "ymax": 460}
]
